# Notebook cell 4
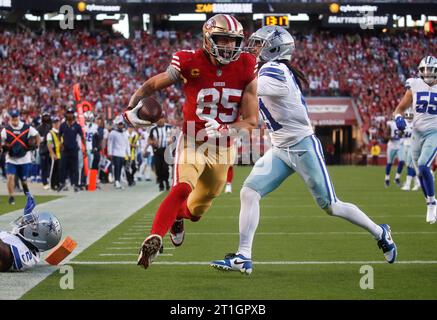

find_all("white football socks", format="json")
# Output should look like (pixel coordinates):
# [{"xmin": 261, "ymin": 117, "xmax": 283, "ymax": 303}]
[
  {"xmin": 237, "ymin": 187, "xmax": 261, "ymax": 259},
  {"xmin": 328, "ymin": 201, "xmax": 383, "ymax": 240}
]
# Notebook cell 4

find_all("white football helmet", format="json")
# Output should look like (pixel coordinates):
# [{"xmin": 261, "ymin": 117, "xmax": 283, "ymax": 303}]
[
  {"xmin": 418, "ymin": 56, "xmax": 437, "ymax": 85},
  {"xmin": 246, "ymin": 25, "xmax": 295, "ymax": 62},
  {"xmin": 84, "ymin": 111, "xmax": 95, "ymax": 123},
  {"xmin": 12, "ymin": 212, "xmax": 62, "ymax": 252}
]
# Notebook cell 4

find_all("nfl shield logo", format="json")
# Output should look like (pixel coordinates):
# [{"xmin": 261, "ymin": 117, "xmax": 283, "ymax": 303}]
[{"xmin": 216, "ymin": 69, "xmax": 222, "ymax": 77}]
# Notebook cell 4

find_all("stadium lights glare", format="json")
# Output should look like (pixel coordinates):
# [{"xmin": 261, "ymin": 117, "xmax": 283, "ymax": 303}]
[{"xmin": 168, "ymin": 14, "xmax": 207, "ymax": 22}]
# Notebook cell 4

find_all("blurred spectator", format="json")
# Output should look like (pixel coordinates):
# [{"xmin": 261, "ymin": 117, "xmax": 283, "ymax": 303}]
[
  {"xmin": 37, "ymin": 112, "xmax": 52, "ymax": 189},
  {"xmin": 58, "ymin": 108, "xmax": 85, "ymax": 192},
  {"xmin": 47, "ymin": 116, "xmax": 62, "ymax": 190},
  {"xmin": 370, "ymin": 141, "xmax": 381, "ymax": 166},
  {"xmin": 107, "ymin": 118, "xmax": 130, "ymax": 190}
]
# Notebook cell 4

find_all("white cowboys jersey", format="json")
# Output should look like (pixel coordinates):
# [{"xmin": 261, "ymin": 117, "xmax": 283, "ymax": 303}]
[
  {"xmin": 0, "ymin": 231, "xmax": 40, "ymax": 271},
  {"xmin": 386, "ymin": 120, "xmax": 402, "ymax": 149},
  {"xmin": 406, "ymin": 77, "xmax": 437, "ymax": 133},
  {"xmin": 84, "ymin": 123, "xmax": 98, "ymax": 152},
  {"xmin": 257, "ymin": 61, "xmax": 313, "ymax": 148},
  {"xmin": 402, "ymin": 120, "xmax": 414, "ymax": 147}
]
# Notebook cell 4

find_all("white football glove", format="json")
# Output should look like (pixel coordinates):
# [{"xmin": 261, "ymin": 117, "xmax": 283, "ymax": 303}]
[
  {"xmin": 122, "ymin": 101, "xmax": 151, "ymax": 128},
  {"xmin": 205, "ymin": 119, "xmax": 233, "ymax": 139}
]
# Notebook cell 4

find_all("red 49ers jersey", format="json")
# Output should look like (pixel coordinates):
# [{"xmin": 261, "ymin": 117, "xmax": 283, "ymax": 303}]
[{"xmin": 170, "ymin": 49, "xmax": 256, "ymax": 136}]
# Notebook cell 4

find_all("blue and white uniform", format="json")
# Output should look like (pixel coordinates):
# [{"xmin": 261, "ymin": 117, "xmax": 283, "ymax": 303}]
[
  {"xmin": 407, "ymin": 77, "xmax": 437, "ymax": 169},
  {"xmin": 386, "ymin": 120, "xmax": 403, "ymax": 164},
  {"xmin": 0, "ymin": 231, "xmax": 40, "ymax": 271},
  {"xmin": 402, "ymin": 120, "xmax": 414, "ymax": 168},
  {"xmin": 244, "ymin": 61, "xmax": 336, "ymax": 209}
]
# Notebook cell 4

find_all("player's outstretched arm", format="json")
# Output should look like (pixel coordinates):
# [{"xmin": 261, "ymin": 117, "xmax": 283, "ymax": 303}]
[
  {"xmin": 230, "ymin": 78, "xmax": 259, "ymax": 131},
  {"xmin": 393, "ymin": 89, "xmax": 413, "ymax": 117},
  {"xmin": 0, "ymin": 239, "xmax": 13, "ymax": 272},
  {"xmin": 128, "ymin": 72, "xmax": 176, "ymax": 109},
  {"xmin": 393, "ymin": 89, "xmax": 413, "ymax": 131}
]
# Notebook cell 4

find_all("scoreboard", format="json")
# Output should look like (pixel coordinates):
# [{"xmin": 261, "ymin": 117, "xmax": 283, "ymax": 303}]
[{"xmin": 262, "ymin": 15, "xmax": 289, "ymax": 28}]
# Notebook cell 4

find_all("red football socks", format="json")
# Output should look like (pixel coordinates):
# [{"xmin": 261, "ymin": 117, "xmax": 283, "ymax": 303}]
[
  {"xmin": 226, "ymin": 166, "xmax": 234, "ymax": 183},
  {"xmin": 150, "ymin": 182, "xmax": 192, "ymax": 237}
]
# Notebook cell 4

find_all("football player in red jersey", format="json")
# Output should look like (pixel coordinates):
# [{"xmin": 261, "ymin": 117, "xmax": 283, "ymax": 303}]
[{"xmin": 123, "ymin": 14, "xmax": 258, "ymax": 270}]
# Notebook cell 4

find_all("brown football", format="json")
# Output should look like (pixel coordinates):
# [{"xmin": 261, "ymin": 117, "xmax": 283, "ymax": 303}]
[{"xmin": 137, "ymin": 97, "xmax": 162, "ymax": 123}]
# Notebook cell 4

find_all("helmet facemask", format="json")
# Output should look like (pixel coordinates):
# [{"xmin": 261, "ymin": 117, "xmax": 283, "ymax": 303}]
[
  {"xmin": 418, "ymin": 56, "xmax": 437, "ymax": 85},
  {"xmin": 208, "ymin": 34, "xmax": 244, "ymax": 65}
]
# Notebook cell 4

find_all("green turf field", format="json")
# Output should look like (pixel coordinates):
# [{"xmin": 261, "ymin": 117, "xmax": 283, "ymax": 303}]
[
  {"xmin": 0, "ymin": 195, "xmax": 61, "ymax": 216},
  {"xmin": 23, "ymin": 166, "xmax": 437, "ymax": 299}
]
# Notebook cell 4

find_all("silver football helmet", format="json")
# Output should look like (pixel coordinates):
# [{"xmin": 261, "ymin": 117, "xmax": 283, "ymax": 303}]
[
  {"xmin": 418, "ymin": 56, "xmax": 437, "ymax": 85},
  {"xmin": 246, "ymin": 25, "xmax": 295, "ymax": 62},
  {"xmin": 84, "ymin": 110, "xmax": 95, "ymax": 123},
  {"xmin": 12, "ymin": 212, "xmax": 62, "ymax": 252}
]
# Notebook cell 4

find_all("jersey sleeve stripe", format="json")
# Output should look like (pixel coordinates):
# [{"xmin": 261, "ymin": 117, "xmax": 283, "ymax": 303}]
[
  {"xmin": 171, "ymin": 59, "xmax": 180, "ymax": 66},
  {"xmin": 172, "ymin": 55, "xmax": 180, "ymax": 60},
  {"xmin": 259, "ymin": 72, "xmax": 286, "ymax": 82},
  {"xmin": 260, "ymin": 67, "xmax": 284, "ymax": 75},
  {"xmin": 10, "ymin": 245, "xmax": 23, "ymax": 270}
]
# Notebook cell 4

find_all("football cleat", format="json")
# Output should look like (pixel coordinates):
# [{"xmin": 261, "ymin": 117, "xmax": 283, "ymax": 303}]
[
  {"xmin": 210, "ymin": 253, "xmax": 253, "ymax": 275},
  {"xmin": 137, "ymin": 234, "xmax": 162, "ymax": 270},
  {"xmin": 384, "ymin": 179, "xmax": 389, "ymax": 188},
  {"xmin": 377, "ymin": 224, "xmax": 397, "ymax": 264},
  {"xmin": 401, "ymin": 184, "xmax": 410, "ymax": 191},
  {"xmin": 412, "ymin": 184, "xmax": 421, "ymax": 191},
  {"xmin": 394, "ymin": 178, "xmax": 402, "ymax": 187},
  {"xmin": 426, "ymin": 201, "xmax": 436, "ymax": 224},
  {"xmin": 170, "ymin": 219, "xmax": 185, "ymax": 247}
]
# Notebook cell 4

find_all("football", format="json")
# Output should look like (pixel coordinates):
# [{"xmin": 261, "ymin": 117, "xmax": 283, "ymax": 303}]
[{"xmin": 137, "ymin": 97, "xmax": 162, "ymax": 123}]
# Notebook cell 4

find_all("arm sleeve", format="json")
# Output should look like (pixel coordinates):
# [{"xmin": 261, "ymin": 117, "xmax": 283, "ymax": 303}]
[{"xmin": 166, "ymin": 65, "xmax": 182, "ymax": 82}]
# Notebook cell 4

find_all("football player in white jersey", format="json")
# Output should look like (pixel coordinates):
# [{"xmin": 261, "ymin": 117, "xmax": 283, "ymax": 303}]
[
  {"xmin": 401, "ymin": 108, "xmax": 421, "ymax": 191},
  {"xmin": 210, "ymin": 26, "xmax": 397, "ymax": 274},
  {"xmin": 384, "ymin": 120, "xmax": 404, "ymax": 187},
  {"xmin": 393, "ymin": 56, "xmax": 437, "ymax": 224},
  {"xmin": 0, "ymin": 193, "xmax": 62, "ymax": 272},
  {"xmin": 84, "ymin": 111, "xmax": 99, "ymax": 169}
]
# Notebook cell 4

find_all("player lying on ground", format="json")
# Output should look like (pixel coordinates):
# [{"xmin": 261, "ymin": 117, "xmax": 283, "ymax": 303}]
[
  {"xmin": 123, "ymin": 14, "xmax": 258, "ymax": 269},
  {"xmin": 393, "ymin": 55, "xmax": 437, "ymax": 224},
  {"xmin": 0, "ymin": 193, "xmax": 62, "ymax": 272},
  {"xmin": 210, "ymin": 26, "xmax": 397, "ymax": 275}
]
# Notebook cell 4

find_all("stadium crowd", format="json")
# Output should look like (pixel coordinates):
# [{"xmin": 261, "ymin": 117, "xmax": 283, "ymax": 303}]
[{"xmin": 0, "ymin": 26, "xmax": 435, "ymax": 194}]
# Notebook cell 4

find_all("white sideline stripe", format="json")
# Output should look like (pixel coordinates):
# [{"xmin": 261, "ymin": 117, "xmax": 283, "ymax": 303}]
[
  {"xmin": 69, "ymin": 260, "xmax": 437, "ymax": 266},
  {"xmin": 207, "ymin": 215, "xmax": 428, "ymax": 219},
  {"xmin": 99, "ymin": 253, "xmax": 173, "ymax": 256},
  {"xmin": 106, "ymin": 247, "xmax": 175, "ymax": 250},
  {"xmin": 143, "ymin": 231, "xmax": 437, "ymax": 236}
]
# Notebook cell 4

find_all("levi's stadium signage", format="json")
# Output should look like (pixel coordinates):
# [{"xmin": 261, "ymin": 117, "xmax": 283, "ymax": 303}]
[{"xmin": 195, "ymin": 3, "xmax": 253, "ymax": 14}]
